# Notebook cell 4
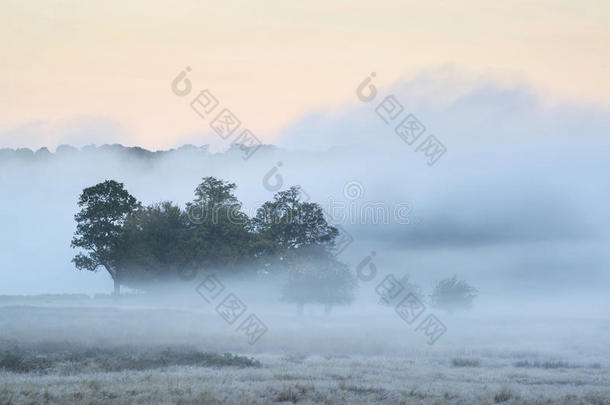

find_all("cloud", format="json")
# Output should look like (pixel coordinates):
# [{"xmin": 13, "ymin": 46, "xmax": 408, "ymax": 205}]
[
  {"xmin": 272, "ymin": 71, "xmax": 610, "ymax": 252},
  {"xmin": 276, "ymin": 69, "xmax": 610, "ymax": 151}
]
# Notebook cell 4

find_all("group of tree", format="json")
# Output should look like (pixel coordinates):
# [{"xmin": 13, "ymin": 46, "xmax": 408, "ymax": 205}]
[
  {"xmin": 70, "ymin": 178, "xmax": 355, "ymax": 313},
  {"xmin": 379, "ymin": 274, "xmax": 477, "ymax": 313}
]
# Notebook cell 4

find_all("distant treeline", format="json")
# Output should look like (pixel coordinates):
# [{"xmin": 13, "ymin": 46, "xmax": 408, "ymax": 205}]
[{"xmin": 0, "ymin": 143, "xmax": 275, "ymax": 162}]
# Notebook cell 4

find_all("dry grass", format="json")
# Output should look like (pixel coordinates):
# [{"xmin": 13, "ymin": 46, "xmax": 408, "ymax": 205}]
[
  {"xmin": 0, "ymin": 305, "xmax": 608, "ymax": 404},
  {"xmin": 0, "ymin": 342, "xmax": 260, "ymax": 374},
  {"xmin": 0, "ymin": 351, "xmax": 608, "ymax": 404},
  {"xmin": 513, "ymin": 360, "xmax": 576, "ymax": 369},
  {"xmin": 494, "ymin": 386, "xmax": 518, "ymax": 403}
]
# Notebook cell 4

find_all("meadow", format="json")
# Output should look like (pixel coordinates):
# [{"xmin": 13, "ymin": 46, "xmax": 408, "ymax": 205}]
[{"xmin": 0, "ymin": 299, "xmax": 608, "ymax": 404}]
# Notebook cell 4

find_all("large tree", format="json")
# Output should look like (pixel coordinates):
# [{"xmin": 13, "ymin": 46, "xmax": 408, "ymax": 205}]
[
  {"xmin": 252, "ymin": 186, "xmax": 338, "ymax": 260},
  {"xmin": 71, "ymin": 180, "xmax": 139, "ymax": 295},
  {"xmin": 254, "ymin": 187, "xmax": 355, "ymax": 314},
  {"xmin": 186, "ymin": 177, "xmax": 254, "ymax": 272},
  {"xmin": 114, "ymin": 201, "xmax": 195, "ymax": 287}
]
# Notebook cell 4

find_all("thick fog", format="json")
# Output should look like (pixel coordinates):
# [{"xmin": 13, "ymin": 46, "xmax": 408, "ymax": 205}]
[{"xmin": 1, "ymin": 74, "xmax": 609, "ymax": 320}]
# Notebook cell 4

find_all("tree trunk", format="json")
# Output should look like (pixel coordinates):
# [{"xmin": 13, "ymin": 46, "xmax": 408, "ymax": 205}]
[
  {"xmin": 113, "ymin": 278, "xmax": 120, "ymax": 297},
  {"xmin": 104, "ymin": 265, "xmax": 120, "ymax": 297},
  {"xmin": 296, "ymin": 302, "xmax": 304, "ymax": 316}
]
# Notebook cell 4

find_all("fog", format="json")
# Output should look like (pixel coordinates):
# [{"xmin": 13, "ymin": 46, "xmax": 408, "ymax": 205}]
[
  {"xmin": 2, "ymin": 75, "xmax": 609, "ymax": 304},
  {"xmin": 1, "ymin": 75, "xmax": 609, "ymax": 403}
]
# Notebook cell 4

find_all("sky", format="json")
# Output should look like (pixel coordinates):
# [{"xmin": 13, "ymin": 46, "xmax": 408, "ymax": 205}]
[
  {"xmin": 1, "ymin": 0, "xmax": 609, "ymax": 150},
  {"xmin": 0, "ymin": 0, "xmax": 609, "ymax": 301}
]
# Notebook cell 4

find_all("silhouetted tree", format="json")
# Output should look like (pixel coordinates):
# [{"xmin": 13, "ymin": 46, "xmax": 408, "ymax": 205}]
[{"xmin": 71, "ymin": 180, "xmax": 139, "ymax": 295}]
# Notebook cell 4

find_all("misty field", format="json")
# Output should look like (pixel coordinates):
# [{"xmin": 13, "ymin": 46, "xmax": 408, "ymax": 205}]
[{"xmin": 0, "ymin": 300, "xmax": 608, "ymax": 405}]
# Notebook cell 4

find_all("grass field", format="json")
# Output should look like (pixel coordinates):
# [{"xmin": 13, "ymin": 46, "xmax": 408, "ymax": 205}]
[{"xmin": 0, "ymin": 302, "xmax": 608, "ymax": 404}]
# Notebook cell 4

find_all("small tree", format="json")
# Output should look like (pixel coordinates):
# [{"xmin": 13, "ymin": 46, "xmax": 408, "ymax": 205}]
[
  {"xmin": 430, "ymin": 275, "xmax": 477, "ymax": 313},
  {"xmin": 378, "ymin": 274, "xmax": 423, "ymax": 307},
  {"xmin": 71, "ymin": 180, "xmax": 139, "ymax": 295}
]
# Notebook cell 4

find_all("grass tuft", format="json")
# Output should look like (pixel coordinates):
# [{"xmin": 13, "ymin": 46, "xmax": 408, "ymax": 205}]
[
  {"xmin": 494, "ymin": 386, "xmax": 517, "ymax": 403},
  {"xmin": 451, "ymin": 358, "xmax": 480, "ymax": 367},
  {"xmin": 274, "ymin": 384, "xmax": 313, "ymax": 403},
  {"xmin": 513, "ymin": 359, "xmax": 576, "ymax": 369}
]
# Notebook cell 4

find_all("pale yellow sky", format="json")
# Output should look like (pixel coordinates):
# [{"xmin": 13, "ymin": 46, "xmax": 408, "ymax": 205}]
[{"xmin": 1, "ymin": 0, "xmax": 608, "ymax": 149}]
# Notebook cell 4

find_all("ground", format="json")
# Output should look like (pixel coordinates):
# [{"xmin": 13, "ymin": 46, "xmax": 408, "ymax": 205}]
[{"xmin": 0, "ymin": 300, "xmax": 608, "ymax": 404}]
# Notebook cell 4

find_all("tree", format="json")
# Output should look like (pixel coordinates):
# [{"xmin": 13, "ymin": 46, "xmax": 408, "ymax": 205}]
[
  {"xmin": 185, "ymin": 177, "xmax": 254, "ymax": 272},
  {"xmin": 114, "ymin": 201, "xmax": 195, "ymax": 288},
  {"xmin": 378, "ymin": 274, "xmax": 423, "ymax": 307},
  {"xmin": 253, "ymin": 188, "xmax": 354, "ymax": 314},
  {"xmin": 430, "ymin": 275, "xmax": 477, "ymax": 313},
  {"xmin": 252, "ymin": 186, "xmax": 338, "ymax": 260},
  {"xmin": 71, "ymin": 180, "xmax": 139, "ymax": 295},
  {"xmin": 281, "ymin": 246, "xmax": 356, "ymax": 315}
]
